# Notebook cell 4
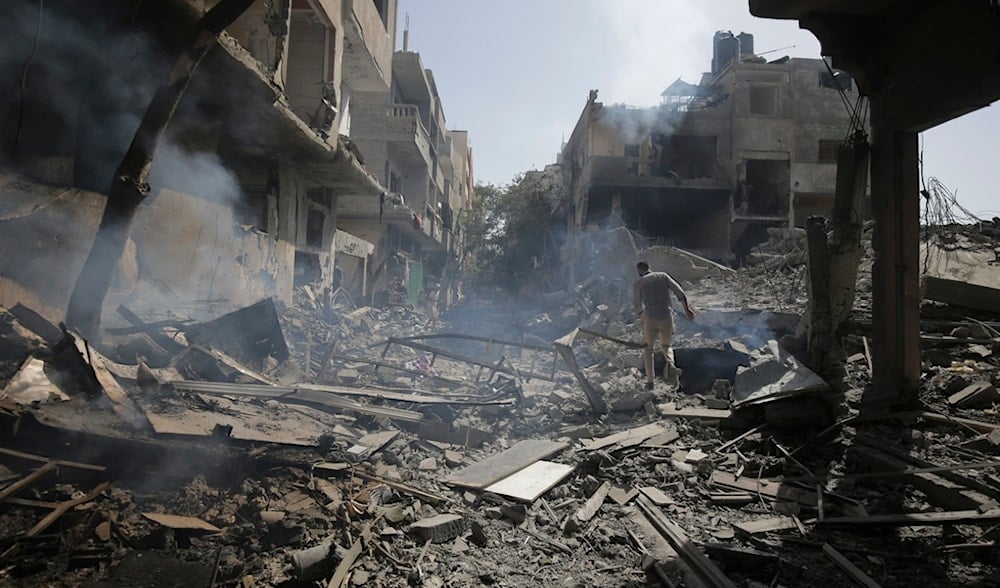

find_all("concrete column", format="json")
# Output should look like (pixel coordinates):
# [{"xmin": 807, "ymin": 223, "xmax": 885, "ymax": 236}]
[{"xmin": 864, "ymin": 97, "xmax": 921, "ymax": 412}]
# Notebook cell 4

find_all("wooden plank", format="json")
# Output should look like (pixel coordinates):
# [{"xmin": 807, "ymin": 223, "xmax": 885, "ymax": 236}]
[
  {"xmin": 636, "ymin": 496, "xmax": 737, "ymax": 588},
  {"xmin": 639, "ymin": 486, "xmax": 675, "ymax": 506},
  {"xmin": 732, "ymin": 516, "xmax": 811, "ymax": 536},
  {"xmin": 297, "ymin": 383, "xmax": 512, "ymax": 406},
  {"xmin": 143, "ymin": 512, "xmax": 221, "ymax": 532},
  {"xmin": 714, "ymin": 424, "xmax": 767, "ymax": 454},
  {"xmin": 628, "ymin": 511, "xmax": 705, "ymax": 588},
  {"xmin": 823, "ymin": 543, "xmax": 882, "ymax": 588},
  {"xmin": 26, "ymin": 481, "xmax": 110, "ymax": 537},
  {"xmin": 115, "ymin": 304, "xmax": 183, "ymax": 354},
  {"xmin": 575, "ymin": 481, "xmax": 612, "ymax": 522},
  {"xmin": 919, "ymin": 411, "xmax": 1000, "ymax": 434},
  {"xmin": 553, "ymin": 332, "xmax": 609, "ymax": 414},
  {"xmin": 483, "ymin": 461, "xmax": 574, "ymax": 503},
  {"xmin": 710, "ymin": 471, "xmax": 818, "ymax": 506},
  {"xmin": 821, "ymin": 508, "xmax": 1000, "ymax": 527},
  {"xmin": 0, "ymin": 447, "xmax": 105, "ymax": 473},
  {"xmin": 948, "ymin": 381, "xmax": 999, "ymax": 407},
  {"xmin": 0, "ymin": 462, "xmax": 56, "ymax": 502},
  {"xmin": 659, "ymin": 404, "xmax": 733, "ymax": 420},
  {"xmin": 733, "ymin": 517, "xmax": 798, "ymax": 535},
  {"xmin": 582, "ymin": 423, "xmax": 670, "ymax": 451},
  {"xmin": 327, "ymin": 540, "xmax": 362, "ymax": 588},
  {"xmin": 444, "ymin": 440, "xmax": 569, "ymax": 489}
]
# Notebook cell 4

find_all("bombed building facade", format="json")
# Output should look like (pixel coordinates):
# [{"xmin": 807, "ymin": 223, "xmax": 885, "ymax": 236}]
[
  {"xmin": 0, "ymin": 0, "xmax": 472, "ymax": 324},
  {"xmin": 561, "ymin": 31, "xmax": 861, "ymax": 273}
]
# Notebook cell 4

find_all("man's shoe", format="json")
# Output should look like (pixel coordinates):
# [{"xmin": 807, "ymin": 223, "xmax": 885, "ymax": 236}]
[{"xmin": 644, "ymin": 381, "xmax": 654, "ymax": 390}]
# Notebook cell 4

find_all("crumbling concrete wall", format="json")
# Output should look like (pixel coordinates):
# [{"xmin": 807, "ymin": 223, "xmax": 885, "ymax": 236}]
[
  {"xmin": 228, "ymin": 0, "xmax": 289, "ymax": 84},
  {"xmin": 345, "ymin": 0, "xmax": 396, "ymax": 84},
  {"xmin": 123, "ymin": 187, "xmax": 294, "ymax": 313},
  {"xmin": 0, "ymin": 177, "xmax": 104, "ymax": 322},
  {"xmin": 641, "ymin": 245, "xmax": 731, "ymax": 283}
]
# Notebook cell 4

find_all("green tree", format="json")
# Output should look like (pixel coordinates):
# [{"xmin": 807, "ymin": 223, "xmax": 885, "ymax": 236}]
[{"xmin": 461, "ymin": 170, "xmax": 565, "ymax": 295}]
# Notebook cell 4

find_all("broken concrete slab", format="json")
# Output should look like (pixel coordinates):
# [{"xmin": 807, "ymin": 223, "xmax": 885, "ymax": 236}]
[
  {"xmin": 143, "ymin": 394, "xmax": 335, "ymax": 447},
  {"xmin": 733, "ymin": 339, "xmax": 829, "ymax": 408},
  {"xmin": 641, "ymin": 245, "xmax": 735, "ymax": 283},
  {"xmin": 929, "ymin": 275, "xmax": 1000, "ymax": 314},
  {"xmin": 1, "ymin": 357, "xmax": 70, "ymax": 405},
  {"xmin": 409, "ymin": 513, "xmax": 466, "ymax": 543}
]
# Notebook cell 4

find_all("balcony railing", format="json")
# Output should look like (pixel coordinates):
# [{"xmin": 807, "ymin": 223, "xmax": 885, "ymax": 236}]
[{"xmin": 385, "ymin": 104, "xmax": 432, "ymax": 163}]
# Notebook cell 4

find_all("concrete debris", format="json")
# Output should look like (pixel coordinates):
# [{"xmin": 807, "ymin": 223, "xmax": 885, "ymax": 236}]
[
  {"xmin": 0, "ymin": 224, "xmax": 999, "ymax": 586},
  {"xmin": 732, "ymin": 339, "xmax": 830, "ymax": 408}
]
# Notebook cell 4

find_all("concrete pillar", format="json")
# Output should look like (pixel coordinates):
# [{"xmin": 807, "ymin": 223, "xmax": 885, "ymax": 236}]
[{"xmin": 864, "ymin": 97, "xmax": 921, "ymax": 412}]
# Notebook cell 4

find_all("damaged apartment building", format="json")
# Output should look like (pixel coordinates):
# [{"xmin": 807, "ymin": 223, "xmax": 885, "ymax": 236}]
[
  {"xmin": 345, "ymin": 38, "xmax": 475, "ymax": 308},
  {"xmin": 0, "ymin": 0, "xmax": 473, "ymax": 326},
  {"xmin": 561, "ymin": 31, "xmax": 861, "ymax": 271}
]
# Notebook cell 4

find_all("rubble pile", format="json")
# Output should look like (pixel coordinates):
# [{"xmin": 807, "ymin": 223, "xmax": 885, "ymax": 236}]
[{"xmin": 0, "ymin": 225, "xmax": 999, "ymax": 586}]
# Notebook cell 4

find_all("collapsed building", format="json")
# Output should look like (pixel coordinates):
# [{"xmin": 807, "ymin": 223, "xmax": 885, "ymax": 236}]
[
  {"xmin": 560, "ymin": 31, "xmax": 862, "ymax": 273},
  {"xmin": 0, "ymin": 0, "xmax": 472, "ymax": 326}
]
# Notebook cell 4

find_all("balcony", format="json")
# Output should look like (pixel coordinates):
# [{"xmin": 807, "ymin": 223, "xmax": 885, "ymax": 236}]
[
  {"xmin": 342, "ymin": 0, "xmax": 393, "ymax": 92},
  {"xmin": 385, "ymin": 104, "xmax": 432, "ymax": 169}
]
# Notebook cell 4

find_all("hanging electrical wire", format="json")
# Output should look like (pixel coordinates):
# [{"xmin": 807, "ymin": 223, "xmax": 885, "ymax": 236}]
[{"xmin": 821, "ymin": 57, "xmax": 868, "ymax": 142}]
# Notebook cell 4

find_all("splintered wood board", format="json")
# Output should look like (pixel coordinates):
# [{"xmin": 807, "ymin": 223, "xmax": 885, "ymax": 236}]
[
  {"xmin": 142, "ymin": 512, "xmax": 220, "ymax": 532},
  {"xmin": 483, "ymin": 461, "xmax": 574, "ymax": 502},
  {"xmin": 583, "ymin": 423, "xmax": 671, "ymax": 451},
  {"xmin": 445, "ymin": 440, "xmax": 569, "ymax": 489}
]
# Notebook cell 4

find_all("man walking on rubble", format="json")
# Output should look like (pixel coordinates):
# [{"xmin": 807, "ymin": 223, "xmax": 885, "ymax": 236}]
[{"xmin": 633, "ymin": 261, "xmax": 695, "ymax": 390}]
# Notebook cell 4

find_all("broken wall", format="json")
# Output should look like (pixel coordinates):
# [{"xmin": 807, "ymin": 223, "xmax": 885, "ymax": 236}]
[
  {"xmin": 124, "ymin": 187, "xmax": 294, "ymax": 316},
  {"xmin": 0, "ymin": 177, "xmax": 105, "ymax": 322},
  {"xmin": 228, "ymin": 0, "xmax": 289, "ymax": 85}
]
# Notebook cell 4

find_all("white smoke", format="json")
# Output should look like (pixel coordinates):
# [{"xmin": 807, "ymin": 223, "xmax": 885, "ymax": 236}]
[
  {"xmin": 147, "ymin": 140, "xmax": 243, "ymax": 208},
  {"xmin": 587, "ymin": 0, "xmax": 711, "ymax": 107}
]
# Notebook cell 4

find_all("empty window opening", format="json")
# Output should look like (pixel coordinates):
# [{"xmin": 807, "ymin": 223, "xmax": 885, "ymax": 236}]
[
  {"xmin": 739, "ymin": 159, "xmax": 790, "ymax": 216},
  {"xmin": 586, "ymin": 188, "xmax": 731, "ymax": 251},
  {"xmin": 306, "ymin": 208, "xmax": 325, "ymax": 248},
  {"xmin": 749, "ymin": 86, "xmax": 777, "ymax": 115},
  {"xmin": 653, "ymin": 134, "xmax": 718, "ymax": 179},
  {"xmin": 234, "ymin": 188, "xmax": 269, "ymax": 232},
  {"xmin": 294, "ymin": 251, "xmax": 322, "ymax": 287},
  {"xmin": 287, "ymin": 11, "xmax": 335, "ymax": 133},
  {"xmin": 372, "ymin": 0, "xmax": 390, "ymax": 30},
  {"xmin": 624, "ymin": 144, "xmax": 640, "ymax": 157}
]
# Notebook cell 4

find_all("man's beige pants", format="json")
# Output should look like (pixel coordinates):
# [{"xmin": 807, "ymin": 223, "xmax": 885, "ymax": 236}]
[{"xmin": 642, "ymin": 315, "xmax": 674, "ymax": 384}]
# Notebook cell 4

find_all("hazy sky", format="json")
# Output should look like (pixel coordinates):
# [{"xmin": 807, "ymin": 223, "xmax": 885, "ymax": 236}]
[{"xmin": 395, "ymin": 0, "xmax": 999, "ymax": 218}]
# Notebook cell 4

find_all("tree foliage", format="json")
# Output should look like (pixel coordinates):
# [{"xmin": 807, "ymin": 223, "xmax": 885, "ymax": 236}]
[{"xmin": 460, "ymin": 170, "xmax": 565, "ymax": 294}]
